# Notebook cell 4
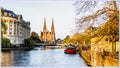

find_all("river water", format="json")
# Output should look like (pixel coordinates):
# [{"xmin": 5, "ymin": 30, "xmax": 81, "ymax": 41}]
[{"xmin": 1, "ymin": 47, "xmax": 87, "ymax": 67}]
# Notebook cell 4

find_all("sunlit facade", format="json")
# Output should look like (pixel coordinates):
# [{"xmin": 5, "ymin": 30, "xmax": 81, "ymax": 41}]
[
  {"xmin": 1, "ymin": 8, "xmax": 31, "ymax": 45},
  {"xmin": 40, "ymin": 18, "xmax": 56, "ymax": 44}
]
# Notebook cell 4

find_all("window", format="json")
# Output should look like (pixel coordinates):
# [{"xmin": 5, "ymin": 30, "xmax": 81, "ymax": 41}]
[
  {"xmin": 4, "ymin": 13, "xmax": 7, "ymax": 16},
  {"xmin": 9, "ymin": 24, "xmax": 12, "ymax": 29},
  {"xmin": 9, "ymin": 32, "xmax": 12, "ymax": 34},
  {"xmin": 12, "ymin": 14, "xmax": 14, "ymax": 17},
  {"xmin": 9, "ymin": 13, "xmax": 11, "ymax": 16},
  {"xmin": 7, "ymin": 13, "xmax": 9, "ymax": 16},
  {"xmin": 14, "ymin": 24, "xmax": 16, "ymax": 29}
]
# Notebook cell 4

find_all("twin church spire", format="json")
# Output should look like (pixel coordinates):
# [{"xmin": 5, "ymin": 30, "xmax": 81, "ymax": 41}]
[
  {"xmin": 43, "ymin": 18, "xmax": 55, "ymax": 33},
  {"xmin": 40, "ymin": 18, "xmax": 55, "ymax": 43}
]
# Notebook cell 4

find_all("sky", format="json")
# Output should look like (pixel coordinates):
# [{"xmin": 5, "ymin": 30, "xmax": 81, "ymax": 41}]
[{"xmin": 1, "ymin": 0, "xmax": 76, "ymax": 39}]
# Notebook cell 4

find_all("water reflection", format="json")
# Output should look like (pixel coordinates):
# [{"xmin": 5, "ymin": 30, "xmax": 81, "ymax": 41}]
[
  {"xmin": 2, "ymin": 50, "xmax": 30, "ymax": 67},
  {"xmin": 2, "ymin": 51, "xmax": 11, "ymax": 66},
  {"xmin": 1, "ymin": 47, "xmax": 87, "ymax": 67}
]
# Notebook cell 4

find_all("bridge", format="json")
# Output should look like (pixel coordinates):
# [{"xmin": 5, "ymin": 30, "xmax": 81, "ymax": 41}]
[
  {"xmin": 34, "ymin": 43, "xmax": 66, "ymax": 49},
  {"xmin": 34, "ymin": 43, "xmax": 66, "ymax": 47},
  {"xmin": 56, "ymin": 43, "xmax": 66, "ymax": 46},
  {"xmin": 35, "ymin": 43, "xmax": 56, "ymax": 46}
]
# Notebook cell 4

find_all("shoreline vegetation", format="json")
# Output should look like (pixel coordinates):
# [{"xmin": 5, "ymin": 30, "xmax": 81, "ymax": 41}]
[{"xmin": 1, "ymin": 38, "xmax": 35, "ymax": 50}]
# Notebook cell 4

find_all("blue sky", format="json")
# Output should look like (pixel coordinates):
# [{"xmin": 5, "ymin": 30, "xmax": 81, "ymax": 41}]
[{"xmin": 1, "ymin": 0, "xmax": 76, "ymax": 39}]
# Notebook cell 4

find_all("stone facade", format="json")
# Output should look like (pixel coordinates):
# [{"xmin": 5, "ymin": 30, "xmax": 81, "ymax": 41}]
[{"xmin": 1, "ymin": 8, "xmax": 31, "ymax": 45}]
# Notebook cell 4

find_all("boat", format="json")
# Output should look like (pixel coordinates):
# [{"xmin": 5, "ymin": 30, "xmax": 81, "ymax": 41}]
[{"xmin": 64, "ymin": 44, "xmax": 76, "ymax": 54}]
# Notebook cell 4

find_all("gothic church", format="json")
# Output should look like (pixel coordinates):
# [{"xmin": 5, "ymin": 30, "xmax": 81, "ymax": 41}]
[{"xmin": 40, "ymin": 18, "xmax": 56, "ymax": 44}]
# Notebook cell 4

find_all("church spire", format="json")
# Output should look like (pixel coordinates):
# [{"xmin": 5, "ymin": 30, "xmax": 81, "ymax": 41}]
[
  {"xmin": 43, "ymin": 18, "xmax": 46, "ymax": 32},
  {"xmin": 51, "ymin": 18, "xmax": 54, "ymax": 32}
]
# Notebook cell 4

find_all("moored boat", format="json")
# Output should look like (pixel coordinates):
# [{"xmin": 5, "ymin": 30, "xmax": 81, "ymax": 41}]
[{"xmin": 64, "ymin": 44, "xmax": 76, "ymax": 54}]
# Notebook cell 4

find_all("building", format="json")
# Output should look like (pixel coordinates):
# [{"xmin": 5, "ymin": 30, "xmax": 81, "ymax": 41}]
[
  {"xmin": 40, "ymin": 18, "xmax": 56, "ymax": 44},
  {"xmin": 1, "ymin": 8, "xmax": 31, "ymax": 46}
]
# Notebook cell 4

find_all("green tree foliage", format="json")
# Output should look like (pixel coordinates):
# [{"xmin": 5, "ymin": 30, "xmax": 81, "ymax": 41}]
[
  {"xmin": 1, "ymin": 8, "xmax": 4, "ymax": 16},
  {"xmin": 71, "ymin": 32, "xmax": 91, "ymax": 47},
  {"xmin": 31, "ymin": 32, "xmax": 41, "ymax": 43},
  {"xmin": 24, "ymin": 38, "xmax": 36, "ymax": 49},
  {"xmin": 31, "ymin": 32, "xmax": 39, "ymax": 38},
  {"xmin": 70, "ymin": 33, "xmax": 80, "ymax": 44},
  {"xmin": 2, "ymin": 38, "xmax": 12, "ymax": 48},
  {"xmin": 64, "ymin": 35, "xmax": 71, "ymax": 45}
]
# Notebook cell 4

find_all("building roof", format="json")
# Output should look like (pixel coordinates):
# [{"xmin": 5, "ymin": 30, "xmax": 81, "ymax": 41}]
[
  {"xmin": 2, "ymin": 8, "xmax": 31, "ymax": 29},
  {"xmin": 4, "ymin": 9, "xmax": 15, "ymax": 14},
  {"xmin": 4, "ymin": 9, "xmax": 18, "ymax": 19}
]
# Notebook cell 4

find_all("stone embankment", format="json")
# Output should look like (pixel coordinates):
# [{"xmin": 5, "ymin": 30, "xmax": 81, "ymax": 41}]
[{"xmin": 79, "ymin": 48, "xmax": 119, "ymax": 66}]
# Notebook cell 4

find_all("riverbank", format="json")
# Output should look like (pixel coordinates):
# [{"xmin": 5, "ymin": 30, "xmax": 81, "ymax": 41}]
[
  {"xmin": 2, "ymin": 47, "xmax": 29, "ymax": 50},
  {"xmin": 80, "ymin": 50, "xmax": 91, "ymax": 66},
  {"xmin": 80, "ymin": 50, "xmax": 119, "ymax": 66}
]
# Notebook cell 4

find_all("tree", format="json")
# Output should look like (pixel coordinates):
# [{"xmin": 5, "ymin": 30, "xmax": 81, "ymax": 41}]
[
  {"xmin": 24, "ymin": 38, "xmax": 36, "ymax": 49},
  {"xmin": 31, "ymin": 32, "xmax": 41, "ymax": 43},
  {"xmin": 71, "ymin": 33, "xmax": 81, "ymax": 45},
  {"xmin": 2, "ymin": 38, "xmax": 12, "ymax": 48},
  {"xmin": 74, "ymin": 0, "xmax": 119, "ymax": 53},
  {"xmin": 1, "ymin": 8, "xmax": 4, "ymax": 16},
  {"xmin": 64, "ymin": 35, "xmax": 71, "ymax": 45},
  {"xmin": 31, "ymin": 32, "xmax": 39, "ymax": 38},
  {"xmin": 56, "ymin": 38, "xmax": 62, "ymax": 43}
]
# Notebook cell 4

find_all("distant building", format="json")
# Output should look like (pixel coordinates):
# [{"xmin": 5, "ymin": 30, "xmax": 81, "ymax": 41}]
[
  {"xmin": 40, "ymin": 18, "xmax": 56, "ymax": 44},
  {"xmin": 1, "ymin": 8, "xmax": 31, "ymax": 46}
]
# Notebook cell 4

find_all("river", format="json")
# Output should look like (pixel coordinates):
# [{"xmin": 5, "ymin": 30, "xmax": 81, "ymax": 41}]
[{"xmin": 1, "ymin": 47, "xmax": 87, "ymax": 67}]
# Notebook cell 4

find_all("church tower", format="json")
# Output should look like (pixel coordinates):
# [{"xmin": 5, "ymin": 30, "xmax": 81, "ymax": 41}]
[
  {"xmin": 40, "ymin": 18, "xmax": 56, "ymax": 44},
  {"xmin": 43, "ymin": 18, "xmax": 47, "ymax": 41},
  {"xmin": 51, "ymin": 18, "xmax": 55, "ymax": 43},
  {"xmin": 43, "ymin": 18, "xmax": 47, "ymax": 32}
]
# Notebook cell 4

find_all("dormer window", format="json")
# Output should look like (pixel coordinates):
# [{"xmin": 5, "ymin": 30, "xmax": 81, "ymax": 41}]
[
  {"xmin": 12, "ymin": 14, "xmax": 14, "ymax": 17},
  {"xmin": 4, "ymin": 13, "xmax": 7, "ymax": 16},
  {"xmin": 9, "ymin": 13, "xmax": 11, "ymax": 16}
]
